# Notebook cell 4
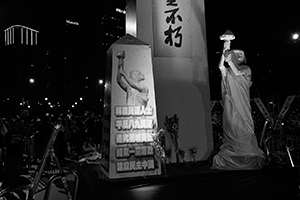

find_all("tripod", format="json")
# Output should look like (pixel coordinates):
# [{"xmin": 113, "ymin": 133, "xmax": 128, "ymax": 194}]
[
  {"xmin": 0, "ymin": 121, "xmax": 78, "ymax": 200},
  {"xmin": 259, "ymin": 118, "xmax": 295, "ymax": 167}
]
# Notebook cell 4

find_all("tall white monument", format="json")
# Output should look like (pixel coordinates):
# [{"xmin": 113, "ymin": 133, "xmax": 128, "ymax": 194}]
[{"xmin": 135, "ymin": 0, "xmax": 213, "ymax": 161}]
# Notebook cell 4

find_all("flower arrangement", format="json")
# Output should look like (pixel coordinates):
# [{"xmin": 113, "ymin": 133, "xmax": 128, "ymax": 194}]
[
  {"xmin": 177, "ymin": 148, "xmax": 186, "ymax": 163},
  {"xmin": 188, "ymin": 146, "xmax": 197, "ymax": 162},
  {"xmin": 165, "ymin": 148, "xmax": 172, "ymax": 163},
  {"xmin": 151, "ymin": 128, "xmax": 167, "ymax": 176},
  {"xmin": 164, "ymin": 114, "xmax": 180, "ymax": 163}
]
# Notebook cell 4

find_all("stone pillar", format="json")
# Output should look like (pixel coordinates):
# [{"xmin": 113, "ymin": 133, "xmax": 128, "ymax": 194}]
[
  {"xmin": 101, "ymin": 34, "xmax": 161, "ymax": 179},
  {"xmin": 135, "ymin": 0, "xmax": 213, "ymax": 161}
]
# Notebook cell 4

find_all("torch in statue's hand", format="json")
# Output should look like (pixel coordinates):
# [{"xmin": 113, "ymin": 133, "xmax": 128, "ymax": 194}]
[
  {"xmin": 117, "ymin": 51, "xmax": 125, "ymax": 59},
  {"xmin": 220, "ymin": 30, "xmax": 235, "ymax": 52},
  {"xmin": 220, "ymin": 29, "xmax": 235, "ymax": 41}
]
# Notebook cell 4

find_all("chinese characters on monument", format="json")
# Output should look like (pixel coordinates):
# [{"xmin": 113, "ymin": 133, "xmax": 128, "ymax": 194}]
[{"xmin": 153, "ymin": 0, "xmax": 191, "ymax": 58}]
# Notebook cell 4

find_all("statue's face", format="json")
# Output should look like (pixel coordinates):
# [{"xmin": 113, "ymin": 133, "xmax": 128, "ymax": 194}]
[
  {"xmin": 224, "ymin": 50, "xmax": 246, "ymax": 65},
  {"xmin": 233, "ymin": 50, "xmax": 245, "ymax": 63},
  {"xmin": 131, "ymin": 70, "xmax": 145, "ymax": 82}
]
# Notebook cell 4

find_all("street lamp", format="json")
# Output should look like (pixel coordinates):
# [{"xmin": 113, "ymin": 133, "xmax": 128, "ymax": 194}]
[
  {"xmin": 291, "ymin": 32, "xmax": 299, "ymax": 42},
  {"xmin": 29, "ymin": 78, "xmax": 35, "ymax": 84}
]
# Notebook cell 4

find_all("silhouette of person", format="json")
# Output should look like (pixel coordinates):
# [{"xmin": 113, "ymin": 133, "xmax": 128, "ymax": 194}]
[
  {"xmin": 2, "ymin": 117, "xmax": 25, "ymax": 189},
  {"xmin": 116, "ymin": 51, "xmax": 149, "ymax": 106}
]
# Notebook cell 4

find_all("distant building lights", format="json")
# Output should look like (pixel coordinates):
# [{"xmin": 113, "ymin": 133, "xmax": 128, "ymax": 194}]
[
  {"xmin": 4, "ymin": 25, "xmax": 38, "ymax": 46},
  {"xmin": 79, "ymin": 97, "xmax": 83, "ymax": 101},
  {"xmin": 116, "ymin": 8, "xmax": 126, "ymax": 14},
  {"xmin": 29, "ymin": 78, "xmax": 34, "ymax": 83},
  {"xmin": 45, "ymin": 97, "xmax": 48, "ymax": 101},
  {"xmin": 99, "ymin": 79, "xmax": 103, "ymax": 84},
  {"xmin": 66, "ymin": 20, "xmax": 79, "ymax": 26}
]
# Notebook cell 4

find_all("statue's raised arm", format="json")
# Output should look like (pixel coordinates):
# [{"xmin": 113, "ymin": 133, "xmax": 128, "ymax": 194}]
[{"xmin": 219, "ymin": 30, "xmax": 235, "ymax": 77}]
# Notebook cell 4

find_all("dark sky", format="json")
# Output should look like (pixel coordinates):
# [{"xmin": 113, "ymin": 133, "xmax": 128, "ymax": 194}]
[
  {"xmin": 0, "ymin": 1, "xmax": 126, "ymax": 32},
  {"xmin": 205, "ymin": 0, "xmax": 300, "ymax": 100},
  {"xmin": 1, "ymin": 0, "xmax": 300, "ymax": 99},
  {"xmin": 1, "ymin": 0, "xmax": 299, "ymax": 55},
  {"xmin": 205, "ymin": 0, "xmax": 300, "ymax": 52}
]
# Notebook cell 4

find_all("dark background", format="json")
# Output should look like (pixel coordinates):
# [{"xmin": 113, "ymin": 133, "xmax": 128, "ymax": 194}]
[{"xmin": 0, "ymin": 0, "xmax": 300, "ymax": 116}]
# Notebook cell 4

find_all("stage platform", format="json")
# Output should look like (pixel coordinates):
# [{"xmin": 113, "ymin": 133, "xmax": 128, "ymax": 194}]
[{"xmin": 77, "ymin": 161, "xmax": 299, "ymax": 200}]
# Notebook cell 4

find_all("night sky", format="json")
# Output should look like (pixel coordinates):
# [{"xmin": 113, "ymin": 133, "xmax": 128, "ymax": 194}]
[
  {"xmin": 205, "ymin": 0, "xmax": 300, "ymax": 101},
  {"xmin": 1, "ymin": 0, "xmax": 300, "ymax": 108}
]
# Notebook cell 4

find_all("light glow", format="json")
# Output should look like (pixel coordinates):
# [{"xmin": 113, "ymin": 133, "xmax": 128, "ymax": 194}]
[
  {"xmin": 116, "ymin": 8, "xmax": 126, "ymax": 14},
  {"xmin": 4, "ymin": 25, "xmax": 38, "ymax": 46},
  {"xmin": 66, "ymin": 20, "xmax": 79, "ymax": 26},
  {"xmin": 292, "ymin": 33, "xmax": 299, "ymax": 40}
]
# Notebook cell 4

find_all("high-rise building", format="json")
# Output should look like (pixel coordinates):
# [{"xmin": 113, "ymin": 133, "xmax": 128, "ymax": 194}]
[
  {"xmin": 1, "ymin": 25, "xmax": 41, "ymax": 117},
  {"xmin": 51, "ymin": 6, "xmax": 126, "ymax": 115},
  {"xmin": 1, "ymin": 3, "xmax": 126, "ymax": 117}
]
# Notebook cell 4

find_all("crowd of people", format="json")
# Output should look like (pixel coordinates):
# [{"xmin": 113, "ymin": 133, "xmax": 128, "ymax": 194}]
[{"xmin": 0, "ymin": 111, "xmax": 103, "ymax": 189}]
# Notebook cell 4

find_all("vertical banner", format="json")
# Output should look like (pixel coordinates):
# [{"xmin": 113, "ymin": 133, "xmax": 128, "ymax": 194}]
[
  {"xmin": 101, "ymin": 34, "xmax": 161, "ymax": 179},
  {"xmin": 152, "ymin": 0, "xmax": 192, "ymax": 58}
]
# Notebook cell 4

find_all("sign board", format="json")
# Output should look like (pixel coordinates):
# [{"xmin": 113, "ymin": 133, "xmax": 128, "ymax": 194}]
[{"xmin": 101, "ymin": 34, "xmax": 161, "ymax": 179}]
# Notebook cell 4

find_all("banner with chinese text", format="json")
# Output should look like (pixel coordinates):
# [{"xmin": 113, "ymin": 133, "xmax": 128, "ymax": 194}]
[{"xmin": 101, "ymin": 34, "xmax": 161, "ymax": 179}]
